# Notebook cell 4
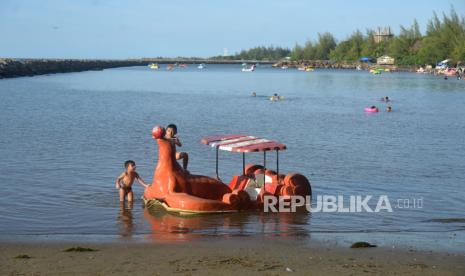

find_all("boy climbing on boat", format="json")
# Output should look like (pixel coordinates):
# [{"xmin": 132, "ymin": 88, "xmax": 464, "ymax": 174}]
[
  {"xmin": 165, "ymin": 124, "xmax": 189, "ymax": 172},
  {"xmin": 115, "ymin": 160, "xmax": 149, "ymax": 202}
]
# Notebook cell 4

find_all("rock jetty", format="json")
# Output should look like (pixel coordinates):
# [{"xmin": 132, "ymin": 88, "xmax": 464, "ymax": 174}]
[{"xmin": 0, "ymin": 58, "xmax": 146, "ymax": 79}]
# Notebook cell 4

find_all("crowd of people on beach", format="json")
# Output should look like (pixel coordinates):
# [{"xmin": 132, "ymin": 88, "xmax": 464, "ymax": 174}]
[{"xmin": 442, "ymin": 67, "xmax": 465, "ymax": 80}]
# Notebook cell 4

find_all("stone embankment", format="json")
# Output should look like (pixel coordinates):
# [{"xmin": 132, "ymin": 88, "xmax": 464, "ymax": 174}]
[{"xmin": 0, "ymin": 59, "xmax": 147, "ymax": 79}]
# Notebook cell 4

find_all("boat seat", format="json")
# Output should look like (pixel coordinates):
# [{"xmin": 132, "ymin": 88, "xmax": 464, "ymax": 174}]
[
  {"xmin": 254, "ymin": 173, "xmax": 273, "ymax": 188},
  {"xmin": 228, "ymin": 175, "xmax": 252, "ymax": 190},
  {"xmin": 254, "ymin": 173, "xmax": 264, "ymax": 188},
  {"xmin": 244, "ymin": 177, "xmax": 256, "ymax": 188},
  {"xmin": 244, "ymin": 186, "xmax": 261, "ymax": 201}
]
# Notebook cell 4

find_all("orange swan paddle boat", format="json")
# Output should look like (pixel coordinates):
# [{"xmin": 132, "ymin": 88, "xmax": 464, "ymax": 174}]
[{"xmin": 143, "ymin": 126, "xmax": 312, "ymax": 215}]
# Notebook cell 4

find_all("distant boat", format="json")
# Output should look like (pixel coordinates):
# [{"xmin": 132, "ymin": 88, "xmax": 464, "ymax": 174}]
[
  {"xmin": 369, "ymin": 68, "xmax": 382, "ymax": 75},
  {"xmin": 198, "ymin": 63, "xmax": 206, "ymax": 69},
  {"xmin": 281, "ymin": 66, "xmax": 289, "ymax": 69},
  {"xmin": 297, "ymin": 66, "xmax": 313, "ymax": 72},
  {"xmin": 179, "ymin": 63, "xmax": 188, "ymax": 68},
  {"xmin": 167, "ymin": 64, "xmax": 174, "ymax": 70},
  {"xmin": 148, "ymin": 63, "xmax": 159, "ymax": 70},
  {"xmin": 436, "ymin": 59, "xmax": 449, "ymax": 70},
  {"xmin": 242, "ymin": 64, "xmax": 256, "ymax": 72}
]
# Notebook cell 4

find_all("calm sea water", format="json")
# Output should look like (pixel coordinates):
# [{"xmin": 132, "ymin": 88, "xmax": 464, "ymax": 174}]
[{"xmin": 0, "ymin": 65, "xmax": 464, "ymax": 250}]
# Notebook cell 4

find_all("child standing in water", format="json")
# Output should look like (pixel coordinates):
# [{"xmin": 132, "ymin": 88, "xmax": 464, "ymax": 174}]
[
  {"xmin": 115, "ymin": 160, "xmax": 149, "ymax": 202},
  {"xmin": 165, "ymin": 124, "xmax": 189, "ymax": 172}
]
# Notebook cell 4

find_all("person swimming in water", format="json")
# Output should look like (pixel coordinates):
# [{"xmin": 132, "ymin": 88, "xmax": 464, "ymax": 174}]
[
  {"xmin": 271, "ymin": 93, "xmax": 280, "ymax": 101},
  {"xmin": 251, "ymin": 91, "xmax": 257, "ymax": 97},
  {"xmin": 386, "ymin": 106, "xmax": 392, "ymax": 112},
  {"xmin": 381, "ymin": 96, "xmax": 390, "ymax": 102}
]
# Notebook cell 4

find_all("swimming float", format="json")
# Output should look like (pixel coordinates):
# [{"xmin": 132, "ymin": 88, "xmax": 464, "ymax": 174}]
[
  {"xmin": 148, "ymin": 63, "xmax": 159, "ymax": 70},
  {"xmin": 143, "ymin": 129, "xmax": 312, "ymax": 215},
  {"xmin": 369, "ymin": 68, "xmax": 382, "ymax": 74},
  {"xmin": 364, "ymin": 107, "xmax": 379, "ymax": 113},
  {"xmin": 269, "ymin": 96, "xmax": 284, "ymax": 101}
]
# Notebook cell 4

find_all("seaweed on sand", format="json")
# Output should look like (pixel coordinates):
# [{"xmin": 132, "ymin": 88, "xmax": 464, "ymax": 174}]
[
  {"xmin": 350, "ymin": 242, "xmax": 377, "ymax": 248},
  {"xmin": 14, "ymin": 254, "xmax": 31, "ymax": 259},
  {"xmin": 63, "ymin": 246, "xmax": 98, "ymax": 252}
]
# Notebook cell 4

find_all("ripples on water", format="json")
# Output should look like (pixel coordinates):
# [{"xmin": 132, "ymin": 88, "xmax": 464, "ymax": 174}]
[{"xmin": 0, "ymin": 65, "xmax": 464, "ymax": 250}]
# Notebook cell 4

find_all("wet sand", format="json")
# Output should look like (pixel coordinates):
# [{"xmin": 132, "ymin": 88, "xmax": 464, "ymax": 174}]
[{"xmin": 1, "ymin": 238, "xmax": 464, "ymax": 275}]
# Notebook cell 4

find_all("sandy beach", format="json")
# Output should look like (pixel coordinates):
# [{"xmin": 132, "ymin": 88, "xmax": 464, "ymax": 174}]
[{"xmin": 1, "ymin": 238, "xmax": 464, "ymax": 275}]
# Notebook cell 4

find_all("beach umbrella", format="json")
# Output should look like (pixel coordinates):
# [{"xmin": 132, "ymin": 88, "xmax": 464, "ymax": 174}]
[{"xmin": 359, "ymin": 57, "xmax": 373, "ymax": 62}]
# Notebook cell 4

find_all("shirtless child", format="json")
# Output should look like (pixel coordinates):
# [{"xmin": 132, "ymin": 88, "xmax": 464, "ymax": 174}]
[
  {"xmin": 165, "ymin": 124, "xmax": 189, "ymax": 172},
  {"xmin": 115, "ymin": 160, "xmax": 149, "ymax": 202}
]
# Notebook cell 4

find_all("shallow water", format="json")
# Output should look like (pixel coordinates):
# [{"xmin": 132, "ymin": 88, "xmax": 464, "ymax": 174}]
[{"xmin": 0, "ymin": 65, "xmax": 464, "ymax": 251}]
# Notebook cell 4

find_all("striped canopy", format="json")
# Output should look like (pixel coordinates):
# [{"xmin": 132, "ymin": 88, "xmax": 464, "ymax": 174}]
[{"xmin": 201, "ymin": 135, "xmax": 286, "ymax": 153}]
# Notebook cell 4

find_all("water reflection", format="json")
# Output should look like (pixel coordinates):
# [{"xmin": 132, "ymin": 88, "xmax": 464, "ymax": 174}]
[
  {"xmin": 143, "ymin": 206, "xmax": 311, "ymax": 242},
  {"xmin": 117, "ymin": 201, "xmax": 134, "ymax": 238}
]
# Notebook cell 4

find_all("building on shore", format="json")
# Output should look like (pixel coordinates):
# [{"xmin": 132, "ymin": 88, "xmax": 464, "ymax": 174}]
[
  {"xmin": 374, "ymin": 27, "xmax": 393, "ymax": 43},
  {"xmin": 377, "ymin": 55, "xmax": 395, "ymax": 65}
]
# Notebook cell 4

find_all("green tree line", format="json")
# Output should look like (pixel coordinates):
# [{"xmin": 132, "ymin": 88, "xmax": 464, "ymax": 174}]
[
  {"xmin": 214, "ymin": 9, "xmax": 465, "ymax": 66},
  {"xmin": 329, "ymin": 9, "xmax": 465, "ymax": 65},
  {"xmin": 211, "ymin": 46, "xmax": 291, "ymax": 61}
]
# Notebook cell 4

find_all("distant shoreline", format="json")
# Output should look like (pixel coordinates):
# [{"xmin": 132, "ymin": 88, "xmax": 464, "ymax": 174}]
[
  {"xmin": 0, "ymin": 58, "xmax": 420, "ymax": 79},
  {"xmin": 0, "ymin": 58, "xmax": 275, "ymax": 79}
]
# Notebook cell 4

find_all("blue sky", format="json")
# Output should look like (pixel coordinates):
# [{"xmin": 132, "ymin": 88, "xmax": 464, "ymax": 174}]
[{"xmin": 0, "ymin": 0, "xmax": 463, "ymax": 58}]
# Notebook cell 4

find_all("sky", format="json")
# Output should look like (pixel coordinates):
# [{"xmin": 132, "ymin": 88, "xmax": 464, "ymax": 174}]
[{"xmin": 0, "ymin": 0, "xmax": 464, "ymax": 59}]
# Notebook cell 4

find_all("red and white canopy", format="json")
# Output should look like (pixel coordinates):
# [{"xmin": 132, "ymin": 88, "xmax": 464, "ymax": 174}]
[{"xmin": 201, "ymin": 135, "xmax": 286, "ymax": 153}]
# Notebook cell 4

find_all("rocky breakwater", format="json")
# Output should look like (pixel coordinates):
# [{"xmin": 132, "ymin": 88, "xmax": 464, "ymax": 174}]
[{"xmin": 0, "ymin": 58, "xmax": 146, "ymax": 79}]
